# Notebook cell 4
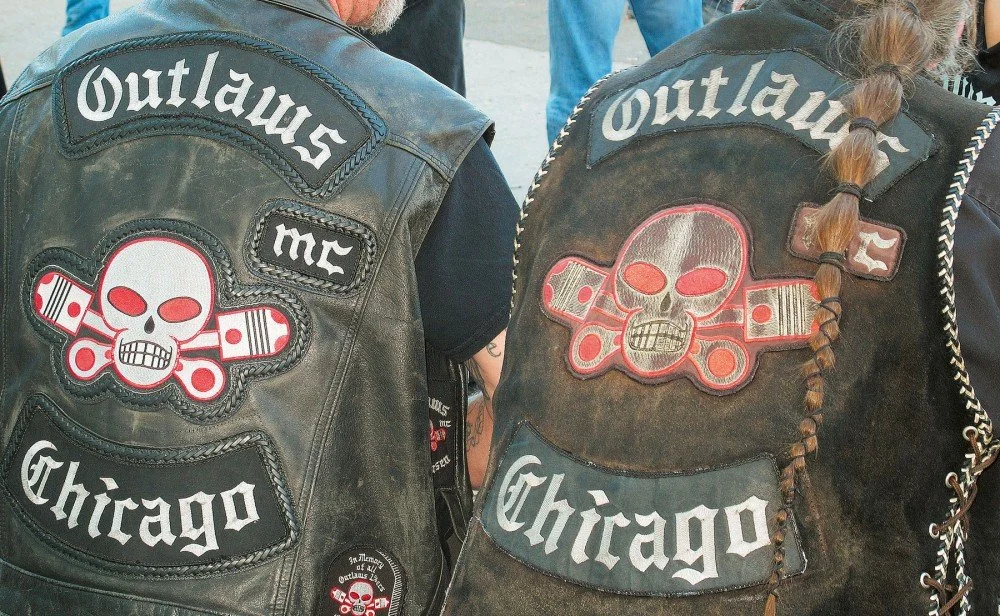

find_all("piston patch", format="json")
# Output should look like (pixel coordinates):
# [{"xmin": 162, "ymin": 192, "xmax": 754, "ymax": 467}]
[
  {"xmin": 542, "ymin": 203, "xmax": 818, "ymax": 393},
  {"xmin": 480, "ymin": 423, "xmax": 806, "ymax": 596},
  {"xmin": 24, "ymin": 219, "xmax": 309, "ymax": 422}
]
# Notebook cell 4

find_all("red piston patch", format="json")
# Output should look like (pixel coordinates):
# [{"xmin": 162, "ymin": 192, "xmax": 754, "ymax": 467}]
[{"xmin": 542, "ymin": 204, "xmax": 819, "ymax": 393}]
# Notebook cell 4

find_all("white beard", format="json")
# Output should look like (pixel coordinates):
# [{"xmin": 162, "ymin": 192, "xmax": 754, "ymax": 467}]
[{"xmin": 357, "ymin": 0, "xmax": 406, "ymax": 34}]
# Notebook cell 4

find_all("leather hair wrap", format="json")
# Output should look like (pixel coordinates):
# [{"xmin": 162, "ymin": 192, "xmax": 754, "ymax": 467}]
[
  {"xmin": 834, "ymin": 182, "xmax": 864, "ymax": 200},
  {"xmin": 819, "ymin": 251, "xmax": 847, "ymax": 269},
  {"xmin": 849, "ymin": 117, "xmax": 879, "ymax": 135}
]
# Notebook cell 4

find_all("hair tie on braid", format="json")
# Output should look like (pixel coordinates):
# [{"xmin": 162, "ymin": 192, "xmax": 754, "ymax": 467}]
[
  {"xmin": 902, "ymin": 0, "xmax": 921, "ymax": 18},
  {"xmin": 819, "ymin": 251, "xmax": 847, "ymax": 269},
  {"xmin": 834, "ymin": 182, "xmax": 864, "ymax": 200},
  {"xmin": 873, "ymin": 63, "xmax": 903, "ymax": 79},
  {"xmin": 849, "ymin": 117, "xmax": 879, "ymax": 136}
]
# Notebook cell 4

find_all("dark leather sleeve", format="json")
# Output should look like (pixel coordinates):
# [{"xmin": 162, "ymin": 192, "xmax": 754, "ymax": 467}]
[{"xmin": 956, "ymin": 130, "xmax": 1000, "ymax": 421}]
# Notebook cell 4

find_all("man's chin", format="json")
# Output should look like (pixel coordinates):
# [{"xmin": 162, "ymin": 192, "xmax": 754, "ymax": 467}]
[{"xmin": 356, "ymin": 0, "xmax": 406, "ymax": 34}]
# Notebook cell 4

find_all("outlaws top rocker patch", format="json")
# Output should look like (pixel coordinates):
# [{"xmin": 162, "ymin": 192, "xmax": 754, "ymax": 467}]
[
  {"xmin": 542, "ymin": 204, "xmax": 818, "ymax": 393},
  {"xmin": 589, "ymin": 51, "xmax": 934, "ymax": 198},
  {"xmin": 54, "ymin": 32, "xmax": 385, "ymax": 199},
  {"xmin": 317, "ymin": 545, "xmax": 405, "ymax": 616},
  {"xmin": 26, "ymin": 220, "xmax": 309, "ymax": 422}
]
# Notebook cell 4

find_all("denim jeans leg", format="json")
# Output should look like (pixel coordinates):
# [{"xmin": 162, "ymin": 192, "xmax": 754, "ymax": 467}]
[
  {"xmin": 546, "ymin": 0, "xmax": 627, "ymax": 144},
  {"xmin": 63, "ymin": 0, "xmax": 110, "ymax": 36},
  {"xmin": 629, "ymin": 0, "xmax": 704, "ymax": 56}
]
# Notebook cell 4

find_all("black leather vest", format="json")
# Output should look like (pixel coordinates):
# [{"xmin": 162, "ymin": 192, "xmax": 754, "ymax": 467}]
[
  {"xmin": 0, "ymin": 0, "xmax": 490, "ymax": 614},
  {"xmin": 443, "ymin": 1, "xmax": 1000, "ymax": 614}
]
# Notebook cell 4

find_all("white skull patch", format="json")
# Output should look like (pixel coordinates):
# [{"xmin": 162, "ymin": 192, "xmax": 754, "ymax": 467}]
[
  {"xmin": 32, "ymin": 231, "xmax": 297, "ymax": 405},
  {"xmin": 543, "ymin": 204, "xmax": 818, "ymax": 393}
]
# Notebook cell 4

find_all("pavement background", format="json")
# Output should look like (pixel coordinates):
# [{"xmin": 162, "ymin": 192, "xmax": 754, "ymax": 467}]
[{"xmin": 1, "ymin": 0, "xmax": 656, "ymax": 201}]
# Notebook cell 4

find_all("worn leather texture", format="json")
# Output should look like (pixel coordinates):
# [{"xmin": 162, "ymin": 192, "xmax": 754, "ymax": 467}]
[
  {"xmin": 442, "ymin": 0, "xmax": 998, "ymax": 614},
  {"xmin": 0, "ymin": 0, "xmax": 490, "ymax": 614}
]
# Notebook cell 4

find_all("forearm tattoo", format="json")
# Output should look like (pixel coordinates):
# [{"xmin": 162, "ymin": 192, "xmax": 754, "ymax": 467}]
[{"xmin": 464, "ymin": 360, "xmax": 492, "ymax": 450}]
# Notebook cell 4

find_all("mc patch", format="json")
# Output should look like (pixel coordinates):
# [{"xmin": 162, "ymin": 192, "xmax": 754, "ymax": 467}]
[
  {"xmin": 542, "ymin": 203, "xmax": 818, "ymax": 393},
  {"xmin": 246, "ymin": 200, "xmax": 377, "ymax": 295},
  {"xmin": 3, "ymin": 395, "xmax": 299, "ymax": 576},
  {"xmin": 25, "ymin": 219, "xmax": 310, "ymax": 422},
  {"xmin": 317, "ymin": 545, "xmax": 405, "ymax": 616},
  {"xmin": 480, "ymin": 423, "xmax": 807, "ymax": 596},
  {"xmin": 787, "ymin": 203, "xmax": 906, "ymax": 281},
  {"xmin": 53, "ymin": 32, "xmax": 385, "ymax": 200}
]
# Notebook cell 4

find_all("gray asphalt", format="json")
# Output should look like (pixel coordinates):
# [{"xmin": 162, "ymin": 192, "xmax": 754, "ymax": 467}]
[{"xmin": 0, "ymin": 0, "xmax": 654, "ymax": 200}]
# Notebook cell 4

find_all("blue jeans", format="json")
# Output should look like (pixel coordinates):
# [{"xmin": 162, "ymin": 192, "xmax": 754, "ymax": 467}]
[
  {"xmin": 546, "ymin": 0, "xmax": 703, "ymax": 144},
  {"xmin": 63, "ymin": 0, "xmax": 110, "ymax": 36}
]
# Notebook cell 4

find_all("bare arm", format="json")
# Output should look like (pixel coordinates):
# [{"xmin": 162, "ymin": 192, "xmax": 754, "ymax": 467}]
[
  {"xmin": 464, "ymin": 329, "xmax": 505, "ymax": 489},
  {"xmin": 988, "ymin": 0, "xmax": 1000, "ymax": 48}
]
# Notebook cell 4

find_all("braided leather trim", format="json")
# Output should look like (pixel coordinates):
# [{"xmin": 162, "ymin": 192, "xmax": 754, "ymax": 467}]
[
  {"xmin": 52, "ymin": 31, "xmax": 386, "ymax": 201},
  {"xmin": 2, "ymin": 394, "xmax": 300, "ymax": 577},
  {"xmin": 510, "ymin": 71, "xmax": 619, "ymax": 312},
  {"xmin": 924, "ymin": 107, "xmax": 1000, "ymax": 616}
]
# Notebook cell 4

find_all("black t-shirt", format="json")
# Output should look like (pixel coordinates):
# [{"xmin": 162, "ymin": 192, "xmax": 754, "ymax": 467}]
[{"xmin": 415, "ymin": 138, "xmax": 519, "ymax": 361}]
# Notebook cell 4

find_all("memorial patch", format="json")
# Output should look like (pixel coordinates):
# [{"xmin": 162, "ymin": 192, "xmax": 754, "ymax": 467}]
[
  {"xmin": 3, "ymin": 395, "xmax": 299, "ymax": 576},
  {"xmin": 481, "ymin": 424, "xmax": 806, "ymax": 596},
  {"xmin": 54, "ymin": 32, "xmax": 385, "ymax": 199},
  {"xmin": 542, "ymin": 203, "xmax": 818, "ymax": 393},
  {"xmin": 25, "ymin": 219, "xmax": 309, "ymax": 421},
  {"xmin": 317, "ymin": 545, "xmax": 405, "ymax": 616},
  {"xmin": 589, "ymin": 51, "xmax": 934, "ymax": 197},
  {"xmin": 247, "ymin": 201, "xmax": 376, "ymax": 295}
]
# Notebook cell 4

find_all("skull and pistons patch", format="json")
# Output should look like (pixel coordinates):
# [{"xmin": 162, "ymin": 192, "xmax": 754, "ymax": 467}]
[
  {"xmin": 25, "ymin": 220, "xmax": 308, "ymax": 420},
  {"xmin": 318, "ymin": 545, "xmax": 405, "ymax": 616},
  {"xmin": 543, "ymin": 204, "xmax": 818, "ymax": 393}
]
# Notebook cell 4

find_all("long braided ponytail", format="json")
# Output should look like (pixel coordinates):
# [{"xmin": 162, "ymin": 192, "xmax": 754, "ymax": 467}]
[{"xmin": 764, "ymin": 1, "xmax": 975, "ymax": 614}]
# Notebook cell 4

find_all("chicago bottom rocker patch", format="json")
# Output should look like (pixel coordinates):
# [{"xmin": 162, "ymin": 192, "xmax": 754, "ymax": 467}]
[
  {"xmin": 317, "ymin": 546, "xmax": 405, "ymax": 616},
  {"xmin": 542, "ymin": 203, "xmax": 818, "ymax": 393},
  {"xmin": 3, "ymin": 395, "xmax": 299, "ymax": 576},
  {"xmin": 25, "ymin": 219, "xmax": 308, "ymax": 421},
  {"xmin": 480, "ymin": 424, "xmax": 806, "ymax": 596}
]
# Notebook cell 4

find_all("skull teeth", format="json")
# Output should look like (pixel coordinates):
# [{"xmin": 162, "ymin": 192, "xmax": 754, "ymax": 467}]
[
  {"xmin": 628, "ymin": 320, "xmax": 688, "ymax": 353},
  {"xmin": 118, "ymin": 340, "xmax": 173, "ymax": 371}
]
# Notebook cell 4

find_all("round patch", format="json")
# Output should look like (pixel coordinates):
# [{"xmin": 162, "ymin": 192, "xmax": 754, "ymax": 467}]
[{"xmin": 317, "ymin": 545, "xmax": 405, "ymax": 616}]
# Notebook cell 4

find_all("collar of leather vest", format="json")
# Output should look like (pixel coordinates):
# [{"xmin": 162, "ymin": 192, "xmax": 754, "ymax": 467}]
[
  {"xmin": 252, "ymin": 0, "xmax": 378, "ymax": 44},
  {"xmin": 769, "ymin": 0, "xmax": 860, "ymax": 30}
]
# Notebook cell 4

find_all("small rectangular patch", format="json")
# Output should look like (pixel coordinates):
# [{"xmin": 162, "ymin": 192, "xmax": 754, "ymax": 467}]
[
  {"xmin": 588, "ymin": 51, "xmax": 933, "ymax": 198},
  {"xmin": 246, "ymin": 200, "xmax": 376, "ymax": 294},
  {"xmin": 54, "ymin": 32, "xmax": 385, "ymax": 199},
  {"xmin": 3, "ymin": 395, "xmax": 299, "ymax": 576},
  {"xmin": 787, "ymin": 203, "xmax": 905, "ymax": 281},
  {"xmin": 480, "ymin": 423, "xmax": 806, "ymax": 596}
]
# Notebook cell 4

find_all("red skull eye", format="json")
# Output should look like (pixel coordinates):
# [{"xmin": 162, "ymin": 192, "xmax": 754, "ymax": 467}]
[
  {"xmin": 362, "ymin": 594, "xmax": 372, "ymax": 602},
  {"xmin": 158, "ymin": 297, "xmax": 202, "ymax": 323},
  {"xmin": 349, "ymin": 592, "xmax": 359, "ymax": 600},
  {"xmin": 623, "ymin": 261, "xmax": 667, "ymax": 295},
  {"xmin": 107, "ymin": 286, "xmax": 147, "ymax": 317},
  {"xmin": 675, "ymin": 267, "xmax": 728, "ymax": 297}
]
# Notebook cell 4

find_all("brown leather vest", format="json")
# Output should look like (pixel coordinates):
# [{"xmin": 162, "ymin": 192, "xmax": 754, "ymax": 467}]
[{"xmin": 443, "ymin": 1, "xmax": 1000, "ymax": 614}]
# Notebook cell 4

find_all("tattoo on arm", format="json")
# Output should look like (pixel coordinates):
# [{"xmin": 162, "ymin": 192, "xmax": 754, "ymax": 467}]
[
  {"xmin": 486, "ymin": 342, "xmax": 501, "ymax": 358},
  {"xmin": 465, "ymin": 359, "xmax": 493, "ymax": 451}
]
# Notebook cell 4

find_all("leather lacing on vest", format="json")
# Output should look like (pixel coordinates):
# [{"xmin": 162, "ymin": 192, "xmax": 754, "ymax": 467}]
[{"xmin": 920, "ymin": 108, "xmax": 1000, "ymax": 616}]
